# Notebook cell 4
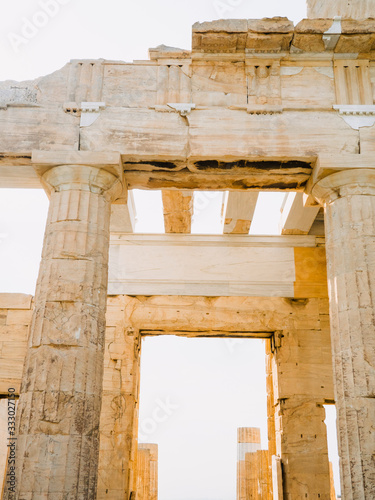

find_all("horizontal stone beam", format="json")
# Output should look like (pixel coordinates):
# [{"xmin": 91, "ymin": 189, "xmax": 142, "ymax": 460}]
[
  {"xmin": 108, "ymin": 234, "xmax": 327, "ymax": 298},
  {"xmin": 162, "ymin": 190, "xmax": 193, "ymax": 233},
  {"xmin": 279, "ymin": 192, "xmax": 320, "ymax": 235},
  {"xmin": 223, "ymin": 192, "xmax": 259, "ymax": 234},
  {"xmin": 110, "ymin": 191, "xmax": 137, "ymax": 233}
]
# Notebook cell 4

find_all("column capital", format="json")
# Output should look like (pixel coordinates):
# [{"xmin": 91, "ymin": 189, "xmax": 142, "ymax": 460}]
[
  {"xmin": 31, "ymin": 150, "xmax": 125, "ymax": 201},
  {"xmin": 311, "ymin": 169, "xmax": 375, "ymax": 206}
]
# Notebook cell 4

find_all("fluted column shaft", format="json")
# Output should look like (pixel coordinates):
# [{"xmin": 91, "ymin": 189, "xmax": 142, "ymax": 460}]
[
  {"xmin": 5, "ymin": 164, "xmax": 122, "ymax": 499},
  {"xmin": 312, "ymin": 169, "xmax": 375, "ymax": 500}
]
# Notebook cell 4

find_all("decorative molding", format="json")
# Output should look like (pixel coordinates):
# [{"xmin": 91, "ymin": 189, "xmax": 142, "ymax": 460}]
[
  {"xmin": 80, "ymin": 101, "xmax": 106, "ymax": 127},
  {"xmin": 333, "ymin": 105, "xmax": 375, "ymax": 130},
  {"xmin": 247, "ymin": 105, "xmax": 283, "ymax": 115},
  {"xmin": 166, "ymin": 102, "xmax": 196, "ymax": 116},
  {"xmin": 246, "ymin": 59, "xmax": 281, "ymax": 107},
  {"xmin": 63, "ymin": 101, "xmax": 106, "ymax": 126}
]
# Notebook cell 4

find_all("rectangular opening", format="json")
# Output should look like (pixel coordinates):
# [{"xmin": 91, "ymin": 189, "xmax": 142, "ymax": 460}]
[{"xmin": 137, "ymin": 336, "xmax": 269, "ymax": 500}]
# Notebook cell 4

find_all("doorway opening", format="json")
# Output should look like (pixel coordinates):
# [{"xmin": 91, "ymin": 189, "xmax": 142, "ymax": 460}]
[{"xmin": 138, "ymin": 336, "xmax": 268, "ymax": 500}]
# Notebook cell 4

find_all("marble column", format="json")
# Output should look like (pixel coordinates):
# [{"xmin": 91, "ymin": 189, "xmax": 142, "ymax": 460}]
[
  {"xmin": 4, "ymin": 153, "xmax": 123, "ymax": 499},
  {"xmin": 312, "ymin": 169, "xmax": 375, "ymax": 500}
]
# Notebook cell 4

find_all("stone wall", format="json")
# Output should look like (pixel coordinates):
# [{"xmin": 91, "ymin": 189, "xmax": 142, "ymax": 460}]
[{"xmin": 0, "ymin": 294, "xmax": 33, "ymax": 394}]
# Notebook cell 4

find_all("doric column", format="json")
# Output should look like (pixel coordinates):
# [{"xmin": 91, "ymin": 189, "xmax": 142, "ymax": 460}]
[
  {"xmin": 312, "ymin": 169, "xmax": 375, "ymax": 500},
  {"xmin": 4, "ymin": 152, "xmax": 123, "ymax": 499}
]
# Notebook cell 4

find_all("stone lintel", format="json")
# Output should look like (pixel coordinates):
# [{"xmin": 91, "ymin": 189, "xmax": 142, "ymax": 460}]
[
  {"xmin": 123, "ymin": 155, "xmax": 315, "ymax": 191},
  {"xmin": 32, "ymin": 150, "xmax": 123, "ymax": 177}
]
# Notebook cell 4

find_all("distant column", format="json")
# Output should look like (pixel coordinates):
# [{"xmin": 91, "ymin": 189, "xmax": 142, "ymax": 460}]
[
  {"xmin": 237, "ymin": 428, "xmax": 261, "ymax": 500},
  {"xmin": 245, "ymin": 450, "xmax": 271, "ymax": 500},
  {"xmin": 136, "ymin": 444, "xmax": 158, "ymax": 500}
]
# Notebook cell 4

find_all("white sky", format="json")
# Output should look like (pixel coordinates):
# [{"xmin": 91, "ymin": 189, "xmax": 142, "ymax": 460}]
[{"xmin": 0, "ymin": 0, "xmax": 341, "ymax": 498}]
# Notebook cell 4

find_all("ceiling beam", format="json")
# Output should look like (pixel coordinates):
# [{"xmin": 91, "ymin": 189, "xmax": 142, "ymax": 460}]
[
  {"xmin": 110, "ymin": 191, "xmax": 136, "ymax": 233},
  {"xmin": 222, "ymin": 192, "xmax": 259, "ymax": 234},
  {"xmin": 162, "ymin": 190, "xmax": 193, "ymax": 233},
  {"xmin": 279, "ymin": 192, "xmax": 320, "ymax": 235}
]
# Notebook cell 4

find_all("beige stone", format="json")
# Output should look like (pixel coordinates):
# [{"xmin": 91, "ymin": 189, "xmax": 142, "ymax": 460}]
[
  {"xmin": 223, "ymin": 192, "xmax": 258, "ymax": 234},
  {"xmin": 307, "ymin": 0, "xmax": 375, "ymax": 19},
  {"xmin": 0, "ymin": 294, "xmax": 32, "ymax": 310},
  {"xmin": 162, "ymin": 190, "xmax": 193, "ymax": 233},
  {"xmin": 3, "ymin": 158, "xmax": 123, "ymax": 499},
  {"xmin": 136, "ymin": 444, "xmax": 158, "ymax": 500},
  {"xmin": 1, "ymin": 12, "xmax": 375, "ymax": 500}
]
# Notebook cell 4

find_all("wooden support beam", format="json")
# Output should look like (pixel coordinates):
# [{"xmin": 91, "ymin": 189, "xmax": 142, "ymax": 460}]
[
  {"xmin": 110, "ymin": 191, "xmax": 136, "ymax": 233},
  {"xmin": 162, "ymin": 190, "xmax": 193, "ymax": 233},
  {"xmin": 222, "ymin": 191, "xmax": 259, "ymax": 234},
  {"xmin": 279, "ymin": 192, "xmax": 320, "ymax": 235}
]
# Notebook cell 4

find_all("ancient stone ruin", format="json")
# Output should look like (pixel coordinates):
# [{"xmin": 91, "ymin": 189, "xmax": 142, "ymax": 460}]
[{"xmin": 0, "ymin": 0, "xmax": 375, "ymax": 498}]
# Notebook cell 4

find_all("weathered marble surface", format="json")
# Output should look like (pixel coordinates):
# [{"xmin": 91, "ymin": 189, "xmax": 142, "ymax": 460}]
[
  {"xmin": 0, "ymin": 293, "xmax": 334, "ymax": 499},
  {"xmin": 313, "ymin": 169, "xmax": 375, "ymax": 500},
  {"xmin": 307, "ymin": 0, "xmax": 375, "ymax": 19},
  {"xmin": 2, "ymin": 160, "xmax": 123, "ymax": 499},
  {"xmin": 1, "ymin": 18, "xmax": 375, "ymax": 191},
  {"xmin": 108, "ymin": 234, "xmax": 327, "ymax": 298}
]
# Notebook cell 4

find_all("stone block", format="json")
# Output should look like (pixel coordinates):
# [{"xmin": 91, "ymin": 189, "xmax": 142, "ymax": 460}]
[{"xmin": 0, "ymin": 294, "xmax": 32, "ymax": 310}]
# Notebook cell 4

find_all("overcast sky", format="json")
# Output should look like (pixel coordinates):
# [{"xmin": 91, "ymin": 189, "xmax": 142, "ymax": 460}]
[{"xmin": 0, "ymin": 1, "xmax": 340, "ymax": 498}]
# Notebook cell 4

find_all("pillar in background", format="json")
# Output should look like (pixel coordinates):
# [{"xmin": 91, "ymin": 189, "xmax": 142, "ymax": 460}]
[
  {"xmin": 3, "ymin": 152, "xmax": 123, "ymax": 499},
  {"xmin": 306, "ymin": 0, "xmax": 375, "ymax": 19},
  {"xmin": 245, "ymin": 449, "xmax": 272, "ymax": 500},
  {"xmin": 237, "ymin": 428, "xmax": 261, "ymax": 500},
  {"xmin": 136, "ymin": 444, "xmax": 158, "ymax": 500},
  {"xmin": 312, "ymin": 169, "xmax": 375, "ymax": 500}
]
